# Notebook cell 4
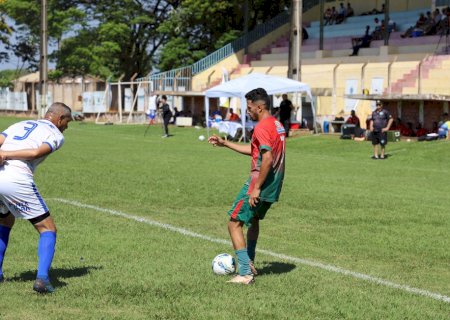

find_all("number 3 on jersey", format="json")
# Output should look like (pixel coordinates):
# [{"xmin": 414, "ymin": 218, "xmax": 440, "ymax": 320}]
[{"xmin": 13, "ymin": 121, "xmax": 38, "ymax": 140}]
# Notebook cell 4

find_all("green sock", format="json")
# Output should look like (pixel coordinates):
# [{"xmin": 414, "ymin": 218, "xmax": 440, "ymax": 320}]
[
  {"xmin": 235, "ymin": 249, "xmax": 251, "ymax": 276},
  {"xmin": 247, "ymin": 239, "xmax": 257, "ymax": 261}
]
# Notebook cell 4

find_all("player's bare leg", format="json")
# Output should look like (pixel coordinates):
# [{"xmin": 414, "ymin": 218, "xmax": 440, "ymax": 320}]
[{"xmin": 227, "ymin": 220, "xmax": 254, "ymax": 284}]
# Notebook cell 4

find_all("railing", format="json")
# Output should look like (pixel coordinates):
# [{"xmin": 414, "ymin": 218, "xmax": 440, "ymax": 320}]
[
  {"xmin": 140, "ymin": 10, "xmax": 290, "ymax": 92},
  {"xmin": 140, "ymin": 0, "xmax": 326, "ymax": 92},
  {"xmin": 436, "ymin": 0, "xmax": 450, "ymax": 6}
]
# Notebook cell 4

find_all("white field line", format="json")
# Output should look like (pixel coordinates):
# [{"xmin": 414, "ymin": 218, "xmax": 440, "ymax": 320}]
[{"xmin": 52, "ymin": 198, "xmax": 450, "ymax": 304}]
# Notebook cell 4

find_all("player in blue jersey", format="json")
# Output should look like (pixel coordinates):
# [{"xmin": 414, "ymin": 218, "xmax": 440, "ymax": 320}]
[{"xmin": 0, "ymin": 102, "xmax": 72, "ymax": 294}]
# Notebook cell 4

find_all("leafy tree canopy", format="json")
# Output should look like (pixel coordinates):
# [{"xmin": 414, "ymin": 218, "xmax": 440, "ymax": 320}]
[
  {"xmin": 1, "ymin": 0, "xmax": 290, "ymax": 80},
  {"xmin": 157, "ymin": 0, "xmax": 290, "ymax": 71}
]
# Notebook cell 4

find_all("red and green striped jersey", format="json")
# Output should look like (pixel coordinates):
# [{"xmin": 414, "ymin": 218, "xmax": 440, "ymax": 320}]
[{"xmin": 248, "ymin": 116, "xmax": 286, "ymax": 202}]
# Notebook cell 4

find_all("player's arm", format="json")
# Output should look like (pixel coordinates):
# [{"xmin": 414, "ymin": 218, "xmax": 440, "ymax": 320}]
[
  {"xmin": 382, "ymin": 117, "xmax": 394, "ymax": 132},
  {"xmin": 208, "ymin": 135, "xmax": 251, "ymax": 155},
  {"xmin": 369, "ymin": 119, "xmax": 374, "ymax": 131},
  {"xmin": 0, "ymin": 143, "xmax": 52, "ymax": 162},
  {"xmin": 249, "ymin": 149, "xmax": 273, "ymax": 207}
]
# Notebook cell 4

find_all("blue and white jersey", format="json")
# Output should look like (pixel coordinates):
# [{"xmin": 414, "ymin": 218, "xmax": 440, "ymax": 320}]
[{"xmin": 1, "ymin": 119, "xmax": 64, "ymax": 176}]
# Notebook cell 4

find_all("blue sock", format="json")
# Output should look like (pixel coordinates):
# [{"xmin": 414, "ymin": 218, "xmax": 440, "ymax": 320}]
[
  {"xmin": 0, "ymin": 225, "xmax": 12, "ymax": 276},
  {"xmin": 247, "ymin": 239, "xmax": 257, "ymax": 262},
  {"xmin": 37, "ymin": 231, "xmax": 56, "ymax": 281},
  {"xmin": 235, "ymin": 248, "xmax": 251, "ymax": 276}
]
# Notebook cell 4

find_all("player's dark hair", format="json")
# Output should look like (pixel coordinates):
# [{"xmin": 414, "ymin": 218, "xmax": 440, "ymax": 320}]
[
  {"xmin": 161, "ymin": 95, "xmax": 167, "ymax": 100},
  {"xmin": 245, "ymin": 88, "xmax": 270, "ymax": 109}
]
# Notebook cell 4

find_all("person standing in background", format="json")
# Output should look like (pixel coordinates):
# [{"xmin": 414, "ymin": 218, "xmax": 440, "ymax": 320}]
[
  {"xmin": 279, "ymin": 94, "xmax": 293, "ymax": 138},
  {"xmin": 159, "ymin": 95, "xmax": 172, "ymax": 138}
]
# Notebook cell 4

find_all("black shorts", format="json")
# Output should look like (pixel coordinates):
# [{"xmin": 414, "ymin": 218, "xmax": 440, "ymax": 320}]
[{"xmin": 372, "ymin": 131, "xmax": 387, "ymax": 146}]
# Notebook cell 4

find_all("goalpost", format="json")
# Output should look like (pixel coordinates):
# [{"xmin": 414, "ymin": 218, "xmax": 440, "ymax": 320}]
[{"xmin": 88, "ymin": 79, "xmax": 154, "ymax": 124}]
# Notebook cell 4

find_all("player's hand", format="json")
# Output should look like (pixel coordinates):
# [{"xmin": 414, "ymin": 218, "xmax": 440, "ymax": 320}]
[
  {"xmin": 249, "ymin": 188, "xmax": 261, "ymax": 207},
  {"xmin": 381, "ymin": 128, "xmax": 388, "ymax": 132},
  {"xmin": 208, "ymin": 135, "xmax": 226, "ymax": 147}
]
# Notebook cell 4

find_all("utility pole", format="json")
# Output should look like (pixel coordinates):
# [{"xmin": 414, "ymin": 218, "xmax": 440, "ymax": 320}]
[
  {"xmin": 288, "ymin": 0, "xmax": 302, "ymax": 81},
  {"xmin": 288, "ymin": 0, "xmax": 303, "ymax": 126},
  {"xmin": 319, "ymin": 0, "xmax": 324, "ymax": 50},
  {"xmin": 243, "ymin": 0, "xmax": 249, "ymax": 54},
  {"xmin": 39, "ymin": 0, "xmax": 48, "ymax": 118},
  {"xmin": 384, "ymin": 0, "xmax": 390, "ymax": 46}
]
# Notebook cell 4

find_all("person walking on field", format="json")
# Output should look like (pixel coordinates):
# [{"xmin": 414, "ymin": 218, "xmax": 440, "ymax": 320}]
[
  {"xmin": 0, "ymin": 102, "xmax": 72, "ymax": 294},
  {"xmin": 369, "ymin": 100, "xmax": 393, "ymax": 159},
  {"xmin": 279, "ymin": 94, "xmax": 293, "ymax": 138},
  {"xmin": 159, "ymin": 95, "xmax": 172, "ymax": 138},
  {"xmin": 208, "ymin": 88, "xmax": 286, "ymax": 284}
]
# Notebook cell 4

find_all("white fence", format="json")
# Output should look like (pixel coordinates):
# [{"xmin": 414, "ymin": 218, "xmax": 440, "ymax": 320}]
[{"xmin": 0, "ymin": 88, "xmax": 28, "ymax": 111}]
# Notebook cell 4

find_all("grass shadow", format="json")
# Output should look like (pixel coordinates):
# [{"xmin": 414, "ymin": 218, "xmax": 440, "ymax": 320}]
[
  {"xmin": 257, "ymin": 261, "xmax": 296, "ymax": 276},
  {"xmin": 7, "ymin": 265, "xmax": 103, "ymax": 289}
]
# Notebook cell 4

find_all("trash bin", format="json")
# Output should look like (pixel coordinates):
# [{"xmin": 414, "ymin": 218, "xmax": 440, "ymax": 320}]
[
  {"xmin": 387, "ymin": 130, "xmax": 400, "ymax": 142},
  {"xmin": 323, "ymin": 121, "xmax": 329, "ymax": 133}
]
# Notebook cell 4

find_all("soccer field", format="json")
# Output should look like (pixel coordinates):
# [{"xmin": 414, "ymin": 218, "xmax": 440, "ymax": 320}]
[{"xmin": 0, "ymin": 118, "xmax": 449, "ymax": 320}]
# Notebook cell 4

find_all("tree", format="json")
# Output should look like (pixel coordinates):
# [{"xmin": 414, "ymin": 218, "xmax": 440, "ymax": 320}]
[
  {"xmin": 157, "ymin": 0, "xmax": 290, "ymax": 71},
  {"xmin": 0, "ymin": 13, "xmax": 13, "ymax": 62},
  {"xmin": 0, "ymin": 0, "xmax": 85, "ymax": 71},
  {"xmin": 54, "ymin": 0, "xmax": 177, "ymax": 80}
]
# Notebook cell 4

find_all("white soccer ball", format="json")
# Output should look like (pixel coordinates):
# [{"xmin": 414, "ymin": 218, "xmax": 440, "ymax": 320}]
[
  {"xmin": 198, "ymin": 135, "xmax": 205, "ymax": 141},
  {"xmin": 212, "ymin": 253, "xmax": 236, "ymax": 275}
]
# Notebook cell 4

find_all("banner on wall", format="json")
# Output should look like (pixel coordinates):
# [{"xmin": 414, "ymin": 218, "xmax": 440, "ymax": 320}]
[
  {"xmin": 0, "ymin": 88, "xmax": 28, "ymax": 111},
  {"xmin": 345, "ymin": 79, "xmax": 359, "ymax": 112},
  {"xmin": 137, "ymin": 87, "xmax": 145, "ymax": 112},
  {"xmin": 124, "ymin": 88, "xmax": 133, "ymax": 111},
  {"xmin": 370, "ymin": 78, "xmax": 384, "ymax": 109},
  {"xmin": 82, "ymin": 91, "xmax": 107, "ymax": 113}
]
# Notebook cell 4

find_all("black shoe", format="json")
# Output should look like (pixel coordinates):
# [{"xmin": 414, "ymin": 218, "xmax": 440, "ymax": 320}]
[
  {"xmin": 371, "ymin": 156, "xmax": 379, "ymax": 160},
  {"xmin": 0, "ymin": 274, "xmax": 4, "ymax": 283},
  {"xmin": 33, "ymin": 278, "xmax": 55, "ymax": 294}
]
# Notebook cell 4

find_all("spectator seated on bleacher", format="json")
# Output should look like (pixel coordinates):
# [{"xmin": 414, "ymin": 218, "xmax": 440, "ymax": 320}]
[
  {"xmin": 335, "ymin": 2, "xmax": 347, "ymax": 24},
  {"xmin": 372, "ymin": 18, "xmax": 382, "ymax": 40},
  {"xmin": 350, "ymin": 25, "xmax": 372, "ymax": 56},
  {"xmin": 401, "ymin": 12, "xmax": 428, "ymax": 38},
  {"xmin": 361, "ymin": 4, "xmax": 384, "ymax": 16},
  {"xmin": 329, "ymin": 6, "xmax": 338, "ymax": 25},
  {"xmin": 423, "ymin": 11, "xmax": 438, "ymax": 35},
  {"xmin": 436, "ymin": 7, "xmax": 450, "ymax": 36},
  {"xmin": 324, "ymin": 7, "xmax": 333, "ymax": 25},
  {"xmin": 346, "ymin": 3, "xmax": 354, "ymax": 18}
]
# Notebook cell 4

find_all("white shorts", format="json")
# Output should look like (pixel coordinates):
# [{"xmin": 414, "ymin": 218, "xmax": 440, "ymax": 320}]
[{"xmin": 0, "ymin": 171, "xmax": 49, "ymax": 220}]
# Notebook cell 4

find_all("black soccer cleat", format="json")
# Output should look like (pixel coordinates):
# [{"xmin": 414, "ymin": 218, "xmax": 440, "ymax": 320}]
[
  {"xmin": 0, "ymin": 274, "xmax": 4, "ymax": 283},
  {"xmin": 33, "ymin": 278, "xmax": 55, "ymax": 294}
]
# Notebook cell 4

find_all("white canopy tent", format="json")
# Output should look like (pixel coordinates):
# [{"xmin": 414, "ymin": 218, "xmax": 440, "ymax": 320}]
[{"xmin": 204, "ymin": 73, "xmax": 316, "ymax": 140}]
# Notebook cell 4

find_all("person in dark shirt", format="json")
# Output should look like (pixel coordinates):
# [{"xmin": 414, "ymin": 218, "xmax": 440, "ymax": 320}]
[
  {"xmin": 350, "ymin": 25, "xmax": 372, "ymax": 56},
  {"xmin": 278, "ymin": 94, "xmax": 293, "ymax": 138},
  {"xmin": 346, "ymin": 110, "xmax": 360, "ymax": 127},
  {"xmin": 369, "ymin": 100, "xmax": 393, "ymax": 159},
  {"xmin": 159, "ymin": 95, "xmax": 172, "ymax": 138}
]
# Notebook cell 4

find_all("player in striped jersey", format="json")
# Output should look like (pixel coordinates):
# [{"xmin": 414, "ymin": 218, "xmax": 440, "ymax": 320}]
[{"xmin": 0, "ymin": 102, "xmax": 72, "ymax": 293}]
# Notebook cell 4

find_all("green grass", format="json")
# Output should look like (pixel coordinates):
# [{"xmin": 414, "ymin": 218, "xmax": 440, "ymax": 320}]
[{"xmin": 0, "ymin": 118, "xmax": 449, "ymax": 319}]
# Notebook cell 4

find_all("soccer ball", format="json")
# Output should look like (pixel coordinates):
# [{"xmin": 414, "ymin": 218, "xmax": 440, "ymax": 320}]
[
  {"xmin": 198, "ymin": 135, "xmax": 205, "ymax": 141},
  {"xmin": 212, "ymin": 253, "xmax": 236, "ymax": 275}
]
